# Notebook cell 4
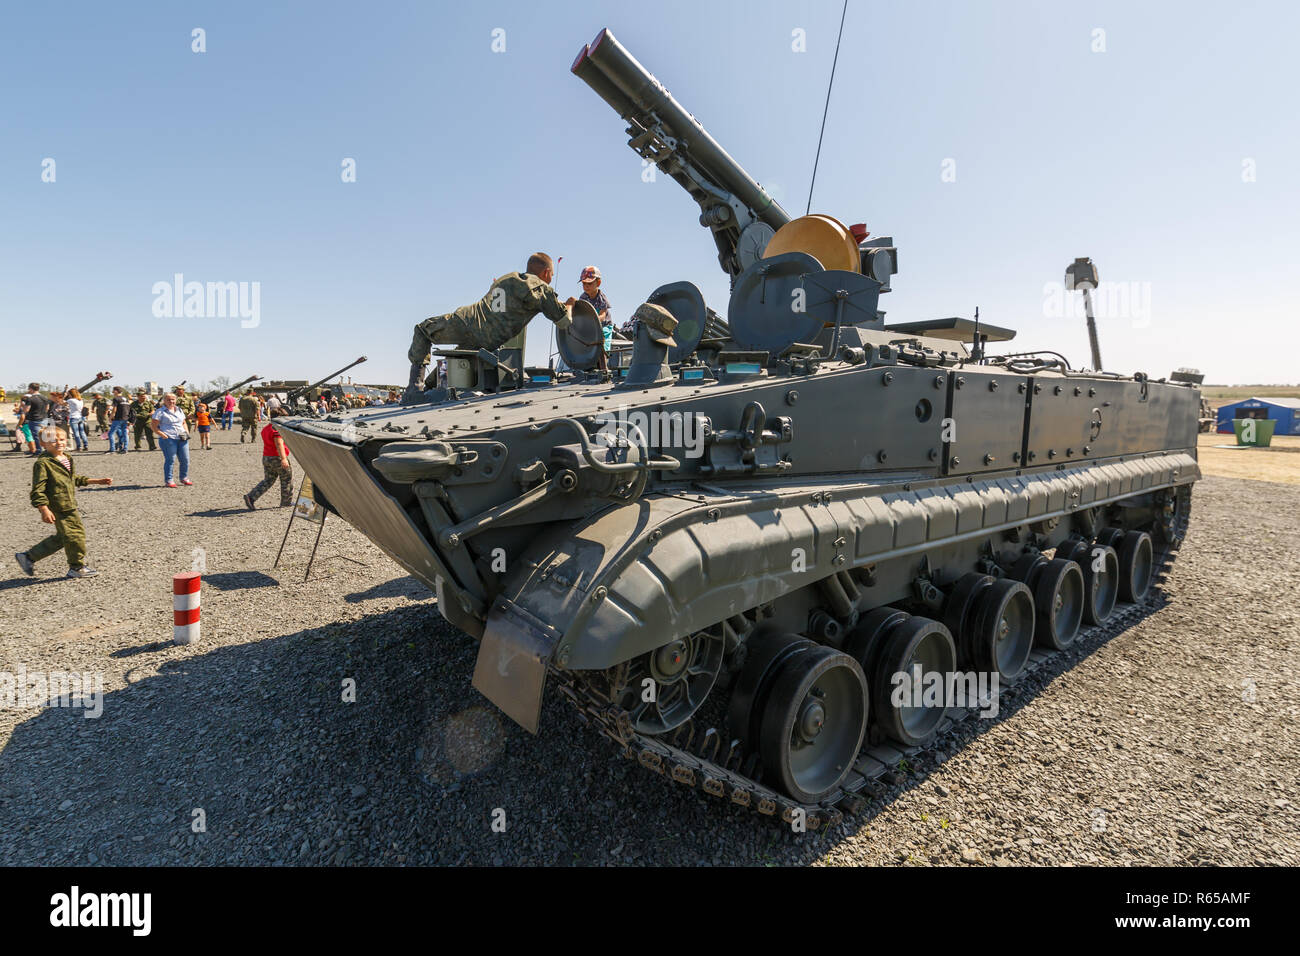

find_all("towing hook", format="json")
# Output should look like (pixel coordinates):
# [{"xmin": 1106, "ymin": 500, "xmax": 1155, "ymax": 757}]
[{"xmin": 531, "ymin": 417, "xmax": 682, "ymax": 474}]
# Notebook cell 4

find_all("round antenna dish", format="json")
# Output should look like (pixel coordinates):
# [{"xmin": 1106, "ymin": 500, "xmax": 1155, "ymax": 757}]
[
  {"xmin": 762, "ymin": 213, "xmax": 860, "ymax": 273},
  {"xmin": 736, "ymin": 222, "xmax": 776, "ymax": 272},
  {"xmin": 646, "ymin": 281, "xmax": 707, "ymax": 363},
  {"xmin": 727, "ymin": 252, "xmax": 828, "ymax": 353},
  {"xmin": 557, "ymin": 298, "xmax": 603, "ymax": 371}
]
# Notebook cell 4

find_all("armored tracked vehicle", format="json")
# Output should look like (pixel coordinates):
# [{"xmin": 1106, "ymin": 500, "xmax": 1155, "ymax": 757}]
[{"xmin": 275, "ymin": 29, "xmax": 1200, "ymax": 827}]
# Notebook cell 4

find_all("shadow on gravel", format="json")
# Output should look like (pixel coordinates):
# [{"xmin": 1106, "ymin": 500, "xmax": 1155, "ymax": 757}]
[
  {"xmin": 0, "ymin": 577, "xmax": 43, "ymax": 591},
  {"xmin": 203, "ymin": 571, "xmax": 279, "ymax": 591},
  {"xmin": 187, "ymin": 508, "xmax": 257, "ymax": 518},
  {"xmin": 0, "ymin": 575, "xmax": 77, "ymax": 591},
  {"xmin": 1, "ymin": 604, "xmax": 462, "ymax": 866},
  {"xmin": 0, "ymin": 590, "xmax": 1172, "ymax": 867},
  {"xmin": 110, "ymin": 642, "xmax": 174, "ymax": 659},
  {"xmin": 345, "ymin": 576, "xmax": 431, "ymax": 603}
]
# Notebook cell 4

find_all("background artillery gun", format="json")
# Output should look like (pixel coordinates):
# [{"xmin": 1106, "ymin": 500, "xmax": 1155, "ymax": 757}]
[
  {"xmin": 195, "ymin": 374, "xmax": 262, "ymax": 409},
  {"xmin": 285, "ymin": 357, "xmax": 368, "ymax": 412},
  {"xmin": 69, "ymin": 371, "xmax": 113, "ymax": 394}
]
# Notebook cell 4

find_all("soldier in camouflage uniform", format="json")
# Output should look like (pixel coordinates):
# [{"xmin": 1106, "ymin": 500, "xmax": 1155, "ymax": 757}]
[
  {"xmin": 92, "ymin": 394, "xmax": 109, "ymax": 434},
  {"xmin": 404, "ymin": 253, "xmax": 576, "ymax": 401},
  {"xmin": 174, "ymin": 386, "xmax": 197, "ymax": 427},
  {"xmin": 237, "ymin": 391, "xmax": 260, "ymax": 443},
  {"xmin": 131, "ymin": 390, "xmax": 156, "ymax": 451},
  {"xmin": 14, "ymin": 426, "xmax": 112, "ymax": 578}
]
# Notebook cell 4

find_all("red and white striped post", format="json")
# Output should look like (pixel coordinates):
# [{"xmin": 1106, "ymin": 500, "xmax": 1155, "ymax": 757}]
[{"xmin": 173, "ymin": 572, "xmax": 201, "ymax": 644}]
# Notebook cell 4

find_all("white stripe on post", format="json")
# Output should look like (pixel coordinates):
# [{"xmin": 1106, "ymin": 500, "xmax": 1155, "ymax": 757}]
[{"xmin": 173, "ymin": 572, "xmax": 201, "ymax": 645}]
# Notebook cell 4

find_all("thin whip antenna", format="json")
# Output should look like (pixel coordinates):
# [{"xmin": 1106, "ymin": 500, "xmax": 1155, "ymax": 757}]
[
  {"xmin": 548, "ymin": 256, "xmax": 564, "ymax": 366},
  {"xmin": 806, "ymin": 0, "xmax": 850, "ymax": 216}
]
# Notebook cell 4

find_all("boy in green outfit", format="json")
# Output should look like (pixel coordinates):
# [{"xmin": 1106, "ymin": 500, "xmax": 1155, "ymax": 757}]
[{"xmin": 15, "ymin": 426, "xmax": 112, "ymax": 579}]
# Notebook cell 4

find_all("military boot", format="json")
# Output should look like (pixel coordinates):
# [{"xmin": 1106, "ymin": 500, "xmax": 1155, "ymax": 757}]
[{"xmin": 401, "ymin": 363, "xmax": 427, "ymax": 406}]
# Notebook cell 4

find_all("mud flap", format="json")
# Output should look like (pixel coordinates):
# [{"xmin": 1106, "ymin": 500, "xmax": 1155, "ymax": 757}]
[{"xmin": 471, "ymin": 600, "xmax": 563, "ymax": 734}]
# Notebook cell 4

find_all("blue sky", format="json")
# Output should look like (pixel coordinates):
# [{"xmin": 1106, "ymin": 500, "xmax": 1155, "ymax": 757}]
[{"xmin": 2, "ymin": 0, "xmax": 1297, "ymax": 390}]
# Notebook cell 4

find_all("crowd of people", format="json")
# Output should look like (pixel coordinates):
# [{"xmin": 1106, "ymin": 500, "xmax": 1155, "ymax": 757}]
[
  {"xmin": 8, "ymin": 382, "xmax": 399, "ymax": 457},
  {"xmin": 9, "ymin": 382, "xmax": 252, "ymax": 457},
  {"xmin": 6, "ymin": 381, "xmax": 397, "ymax": 581}
]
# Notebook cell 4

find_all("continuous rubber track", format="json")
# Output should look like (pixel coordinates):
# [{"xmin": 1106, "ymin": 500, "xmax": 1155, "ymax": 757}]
[{"xmin": 554, "ymin": 486, "xmax": 1194, "ymax": 830}]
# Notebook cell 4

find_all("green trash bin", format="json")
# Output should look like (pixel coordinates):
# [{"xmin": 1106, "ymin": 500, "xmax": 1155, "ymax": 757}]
[{"xmin": 1233, "ymin": 418, "xmax": 1275, "ymax": 446}]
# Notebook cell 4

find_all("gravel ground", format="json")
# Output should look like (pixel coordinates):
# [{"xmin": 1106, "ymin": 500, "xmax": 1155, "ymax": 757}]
[{"xmin": 1, "ymin": 429, "xmax": 1296, "ymax": 866}]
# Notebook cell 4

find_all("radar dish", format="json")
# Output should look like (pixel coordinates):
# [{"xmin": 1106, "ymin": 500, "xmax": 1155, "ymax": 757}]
[
  {"xmin": 557, "ymin": 298, "xmax": 603, "ymax": 371},
  {"xmin": 727, "ymin": 252, "xmax": 828, "ymax": 353},
  {"xmin": 646, "ymin": 280, "xmax": 707, "ymax": 363},
  {"xmin": 736, "ymin": 222, "xmax": 776, "ymax": 272},
  {"xmin": 763, "ymin": 214, "xmax": 860, "ymax": 273}
]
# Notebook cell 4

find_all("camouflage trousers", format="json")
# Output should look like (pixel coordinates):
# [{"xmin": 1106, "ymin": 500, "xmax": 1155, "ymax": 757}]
[
  {"xmin": 408, "ymin": 313, "xmax": 514, "ymax": 362},
  {"xmin": 133, "ymin": 419, "xmax": 156, "ymax": 450},
  {"xmin": 240, "ymin": 421, "xmax": 258, "ymax": 443},
  {"xmin": 249, "ymin": 455, "xmax": 293, "ymax": 506},
  {"xmin": 27, "ymin": 509, "xmax": 87, "ymax": 568}
]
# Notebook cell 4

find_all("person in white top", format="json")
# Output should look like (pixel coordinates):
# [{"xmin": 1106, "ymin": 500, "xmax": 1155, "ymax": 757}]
[
  {"xmin": 66, "ymin": 388, "xmax": 88, "ymax": 451},
  {"xmin": 149, "ymin": 393, "xmax": 192, "ymax": 488}
]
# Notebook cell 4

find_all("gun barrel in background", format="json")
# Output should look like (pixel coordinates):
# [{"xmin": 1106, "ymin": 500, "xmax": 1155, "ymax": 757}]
[
  {"xmin": 75, "ymin": 372, "xmax": 112, "ymax": 394},
  {"xmin": 198, "ymin": 374, "xmax": 262, "ymax": 406},
  {"xmin": 289, "ymin": 356, "xmax": 368, "ymax": 401},
  {"xmin": 573, "ymin": 28, "xmax": 789, "ymax": 232}
]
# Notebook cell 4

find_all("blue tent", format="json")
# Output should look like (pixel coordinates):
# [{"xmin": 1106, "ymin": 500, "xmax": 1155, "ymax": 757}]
[{"xmin": 1216, "ymin": 397, "xmax": 1300, "ymax": 435}]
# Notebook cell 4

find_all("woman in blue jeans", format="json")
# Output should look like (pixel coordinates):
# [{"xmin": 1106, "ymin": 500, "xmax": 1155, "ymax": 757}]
[
  {"xmin": 67, "ymin": 388, "xmax": 89, "ymax": 450},
  {"xmin": 149, "ymin": 392, "xmax": 193, "ymax": 487}
]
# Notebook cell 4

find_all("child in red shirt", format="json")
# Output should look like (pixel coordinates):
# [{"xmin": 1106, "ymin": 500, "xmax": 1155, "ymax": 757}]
[{"xmin": 195, "ymin": 403, "xmax": 213, "ymax": 450}]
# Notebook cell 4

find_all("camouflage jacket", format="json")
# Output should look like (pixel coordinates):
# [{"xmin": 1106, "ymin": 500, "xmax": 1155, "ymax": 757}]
[
  {"xmin": 175, "ymin": 394, "xmax": 196, "ymax": 419},
  {"xmin": 31, "ymin": 451, "xmax": 89, "ymax": 512},
  {"xmin": 445, "ymin": 272, "xmax": 569, "ymax": 344},
  {"xmin": 130, "ymin": 398, "xmax": 155, "ymax": 422}
]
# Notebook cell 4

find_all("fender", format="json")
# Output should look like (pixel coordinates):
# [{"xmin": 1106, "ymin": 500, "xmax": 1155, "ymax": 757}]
[{"xmin": 485, "ymin": 451, "xmax": 1198, "ymax": 709}]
